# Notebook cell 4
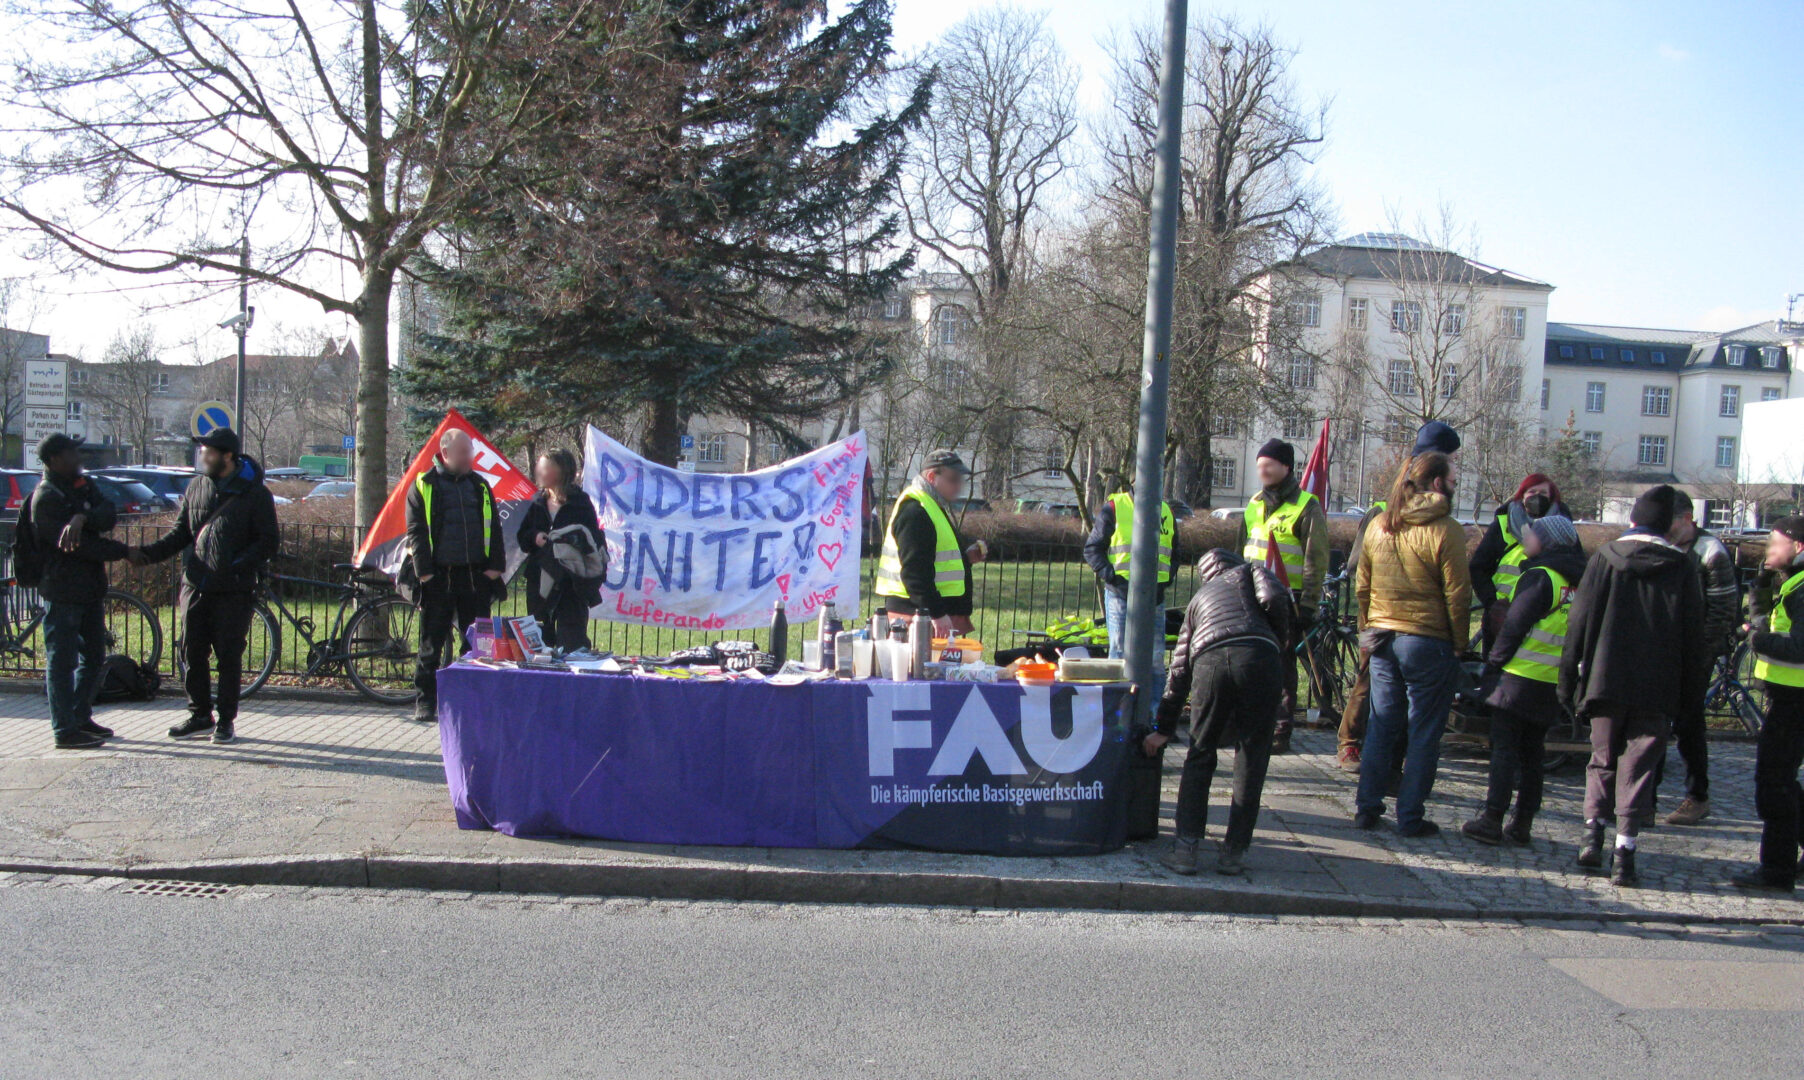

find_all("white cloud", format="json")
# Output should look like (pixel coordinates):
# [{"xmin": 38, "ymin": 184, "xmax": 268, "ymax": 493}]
[{"xmin": 1657, "ymin": 44, "xmax": 1691, "ymax": 62}]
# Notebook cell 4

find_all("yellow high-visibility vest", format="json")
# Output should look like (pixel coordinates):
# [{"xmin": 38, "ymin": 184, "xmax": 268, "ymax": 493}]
[
  {"xmin": 1243, "ymin": 489, "xmax": 1317, "ymax": 584},
  {"xmin": 874, "ymin": 488, "xmax": 966, "ymax": 600},
  {"xmin": 1106, "ymin": 493, "xmax": 1174, "ymax": 584},
  {"xmin": 1754, "ymin": 570, "xmax": 1804, "ymax": 689},
  {"xmin": 414, "ymin": 472, "xmax": 493, "ymax": 559},
  {"xmin": 1494, "ymin": 514, "xmax": 1527, "ymax": 602},
  {"xmin": 1501, "ymin": 567, "xmax": 1571, "ymax": 684}
]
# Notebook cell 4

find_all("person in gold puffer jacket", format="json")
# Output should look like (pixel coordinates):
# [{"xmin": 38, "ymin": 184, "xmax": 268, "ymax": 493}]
[{"xmin": 1352, "ymin": 452, "xmax": 1473, "ymax": 837}]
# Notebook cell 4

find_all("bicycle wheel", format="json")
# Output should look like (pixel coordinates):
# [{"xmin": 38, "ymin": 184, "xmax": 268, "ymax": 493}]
[
  {"xmin": 1728, "ymin": 684, "xmax": 1765, "ymax": 736},
  {"xmin": 1301, "ymin": 628, "xmax": 1348, "ymax": 719},
  {"xmin": 175, "ymin": 601, "xmax": 280, "ymax": 699},
  {"xmin": 344, "ymin": 595, "xmax": 420, "ymax": 705},
  {"xmin": 1542, "ymin": 709, "xmax": 1587, "ymax": 774},
  {"xmin": 101, "ymin": 589, "xmax": 163, "ymax": 673}
]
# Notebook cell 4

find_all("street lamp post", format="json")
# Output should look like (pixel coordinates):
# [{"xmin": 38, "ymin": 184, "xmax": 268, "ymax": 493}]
[{"xmin": 196, "ymin": 234, "xmax": 251, "ymax": 429}]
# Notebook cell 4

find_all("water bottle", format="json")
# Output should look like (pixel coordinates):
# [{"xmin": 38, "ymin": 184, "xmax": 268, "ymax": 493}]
[
  {"xmin": 770, "ymin": 600, "xmax": 789, "ymax": 667},
  {"xmin": 871, "ymin": 612, "xmax": 890, "ymax": 641},
  {"xmin": 818, "ymin": 601, "xmax": 842, "ymax": 674},
  {"xmin": 909, "ymin": 612, "xmax": 932, "ymax": 680}
]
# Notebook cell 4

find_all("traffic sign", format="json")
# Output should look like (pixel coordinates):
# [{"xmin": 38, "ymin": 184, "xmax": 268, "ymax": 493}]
[
  {"xmin": 677, "ymin": 460, "xmax": 697, "ymax": 473},
  {"xmin": 190, "ymin": 400, "xmax": 235, "ymax": 438},
  {"xmin": 342, "ymin": 435, "xmax": 356, "ymax": 451},
  {"xmin": 680, "ymin": 434, "xmax": 695, "ymax": 450}
]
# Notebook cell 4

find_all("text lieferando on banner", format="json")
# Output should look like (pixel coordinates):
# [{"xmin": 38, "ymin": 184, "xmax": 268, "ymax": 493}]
[
  {"xmin": 582, "ymin": 426, "xmax": 866, "ymax": 630},
  {"xmin": 353, "ymin": 409, "xmax": 538, "ymax": 580}
]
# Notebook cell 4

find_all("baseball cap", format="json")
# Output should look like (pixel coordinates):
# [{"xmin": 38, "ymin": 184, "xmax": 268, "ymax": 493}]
[
  {"xmin": 193, "ymin": 427, "xmax": 242, "ymax": 454},
  {"xmin": 36, "ymin": 432, "xmax": 83, "ymax": 463},
  {"xmin": 923, "ymin": 449, "xmax": 971, "ymax": 475}
]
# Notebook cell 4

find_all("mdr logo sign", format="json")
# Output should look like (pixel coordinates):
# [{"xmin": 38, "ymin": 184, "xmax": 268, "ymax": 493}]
[{"xmin": 813, "ymin": 681, "xmax": 1132, "ymax": 855}]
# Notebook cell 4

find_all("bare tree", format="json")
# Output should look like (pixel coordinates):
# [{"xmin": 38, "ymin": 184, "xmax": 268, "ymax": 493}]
[
  {"xmin": 87, "ymin": 326, "xmax": 166, "ymax": 465},
  {"xmin": 900, "ymin": 6, "xmax": 1078, "ymax": 499},
  {"xmin": 0, "ymin": 0, "xmax": 583, "ymax": 528},
  {"xmin": 0, "ymin": 278, "xmax": 46, "ymax": 465}
]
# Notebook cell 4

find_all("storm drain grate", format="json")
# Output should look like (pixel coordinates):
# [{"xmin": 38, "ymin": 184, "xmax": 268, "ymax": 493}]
[{"xmin": 126, "ymin": 879, "xmax": 238, "ymax": 898}]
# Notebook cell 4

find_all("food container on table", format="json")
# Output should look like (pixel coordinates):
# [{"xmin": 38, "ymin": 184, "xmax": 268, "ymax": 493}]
[
  {"xmin": 931, "ymin": 637, "xmax": 984, "ymax": 664},
  {"xmin": 1014, "ymin": 660, "xmax": 1057, "ymax": 688}
]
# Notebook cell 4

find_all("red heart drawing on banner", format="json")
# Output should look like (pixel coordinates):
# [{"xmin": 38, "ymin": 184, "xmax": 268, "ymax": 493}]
[
  {"xmin": 777, "ymin": 574, "xmax": 792, "ymax": 597},
  {"xmin": 817, "ymin": 543, "xmax": 843, "ymax": 570}
]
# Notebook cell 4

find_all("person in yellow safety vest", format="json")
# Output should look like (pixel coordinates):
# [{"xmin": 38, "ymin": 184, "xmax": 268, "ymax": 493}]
[
  {"xmin": 1336, "ymin": 420, "xmax": 1462, "ymax": 774},
  {"xmin": 1235, "ymin": 438, "xmax": 1329, "ymax": 755},
  {"xmin": 1461, "ymin": 514, "xmax": 1585, "ymax": 846},
  {"xmin": 1082, "ymin": 486, "xmax": 1175, "ymax": 661},
  {"xmin": 404, "ymin": 427, "xmax": 506, "ymax": 723},
  {"xmin": 874, "ymin": 449, "xmax": 987, "ymax": 639},
  {"xmin": 1732, "ymin": 516, "xmax": 1804, "ymax": 892},
  {"xmin": 1471, "ymin": 472, "xmax": 1571, "ymax": 655}
]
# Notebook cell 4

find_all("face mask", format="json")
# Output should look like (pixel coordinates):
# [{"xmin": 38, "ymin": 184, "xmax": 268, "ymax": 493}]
[{"xmin": 1523, "ymin": 493, "xmax": 1552, "ymax": 517}]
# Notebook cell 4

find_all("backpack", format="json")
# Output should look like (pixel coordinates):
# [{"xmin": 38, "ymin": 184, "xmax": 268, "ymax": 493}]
[
  {"xmin": 95, "ymin": 654, "xmax": 161, "ymax": 703},
  {"xmin": 10, "ymin": 493, "xmax": 41, "ymax": 589}
]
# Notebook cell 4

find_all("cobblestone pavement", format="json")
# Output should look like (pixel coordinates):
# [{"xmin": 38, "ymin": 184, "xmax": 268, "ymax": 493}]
[{"xmin": 0, "ymin": 683, "xmax": 1796, "ymax": 922}]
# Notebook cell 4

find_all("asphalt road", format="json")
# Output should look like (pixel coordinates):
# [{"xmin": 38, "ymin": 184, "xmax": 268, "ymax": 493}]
[{"xmin": 4, "ymin": 880, "xmax": 1803, "ymax": 1079}]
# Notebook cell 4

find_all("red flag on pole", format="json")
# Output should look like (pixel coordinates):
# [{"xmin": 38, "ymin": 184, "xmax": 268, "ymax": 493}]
[
  {"xmin": 1300, "ymin": 417, "xmax": 1331, "ymax": 505},
  {"xmin": 1262, "ymin": 534, "xmax": 1291, "ymax": 590},
  {"xmin": 353, "ymin": 409, "xmax": 538, "ymax": 579}
]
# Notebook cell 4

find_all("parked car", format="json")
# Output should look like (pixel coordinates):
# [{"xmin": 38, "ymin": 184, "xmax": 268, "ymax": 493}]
[
  {"xmin": 85, "ymin": 475, "xmax": 164, "ymax": 516},
  {"xmin": 97, "ymin": 466, "xmax": 192, "ymax": 508},
  {"xmin": 264, "ymin": 467, "xmax": 307, "ymax": 480},
  {"xmin": 306, "ymin": 481, "xmax": 357, "ymax": 499},
  {"xmin": 0, "ymin": 468, "xmax": 39, "ymax": 521},
  {"xmin": 1044, "ymin": 503, "xmax": 1081, "ymax": 519},
  {"xmin": 1209, "ymin": 506, "xmax": 1245, "ymax": 521}
]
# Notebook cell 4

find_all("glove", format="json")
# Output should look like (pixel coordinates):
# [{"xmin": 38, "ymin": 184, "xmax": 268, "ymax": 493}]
[{"xmin": 1475, "ymin": 663, "xmax": 1502, "ymax": 703}]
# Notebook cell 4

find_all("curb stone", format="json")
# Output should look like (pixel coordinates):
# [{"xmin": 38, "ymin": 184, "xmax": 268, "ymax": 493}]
[{"xmin": 4, "ymin": 853, "xmax": 1802, "ymax": 926}]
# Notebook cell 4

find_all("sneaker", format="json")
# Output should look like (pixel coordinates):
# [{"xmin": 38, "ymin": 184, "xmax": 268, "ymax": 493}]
[
  {"xmin": 1353, "ymin": 810, "xmax": 1383, "ymax": 830},
  {"xmin": 1398, "ymin": 819, "xmax": 1442, "ymax": 839},
  {"xmin": 1336, "ymin": 745, "xmax": 1362, "ymax": 773},
  {"xmin": 211, "ymin": 720, "xmax": 236, "ymax": 745},
  {"xmin": 168, "ymin": 715, "xmax": 215, "ymax": 740},
  {"xmin": 1611, "ymin": 846, "xmax": 1640, "ymax": 888},
  {"xmin": 1730, "ymin": 866, "xmax": 1795, "ymax": 893},
  {"xmin": 1461, "ymin": 814, "xmax": 1504, "ymax": 846},
  {"xmin": 77, "ymin": 720, "xmax": 115, "ymax": 738},
  {"xmin": 53, "ymin": 732, "xmax": 107, "ymax": 750},
  {"xmin": 1576, "ymin": 821, "xmax": 1607, "ymax": 870},
  {"xmin": 1160, "ymin": 836, "xmax": 1201, "ymax": 876},
  {"xmin": 1664, "ymin": 797, "xmax": 1710, "ymax": 826},
  {"xmin": 1216, "ymin": 847, "xmax": 1246, "ymax": 876},
  {"xmin": 1503, "ymin": 816, "xmax": 1533, "ymax": 845}
]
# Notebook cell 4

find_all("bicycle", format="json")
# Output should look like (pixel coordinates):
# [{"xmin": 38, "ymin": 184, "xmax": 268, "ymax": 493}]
[
  {"xmin": 175, "ymin": 557, "xmax": 420, "ymax": 704},
  {"xmin": 1706, "ymin": 640, "xmax": 1765, "ymax": 735},
  {"xmin": 1297, "ymin": 570, "xmax": 1360, "ymax": 721},
  {"xmin": 0, "ymin": 577, "xmax": 164, "ymax": 672}
]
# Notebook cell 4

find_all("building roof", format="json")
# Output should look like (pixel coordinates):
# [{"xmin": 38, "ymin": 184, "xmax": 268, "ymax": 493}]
[
  {"xmin": 1545, "ymin": 322, "xmax": 1711, "ymax": 347},
  {"xmin": 1544, "ymin": 323, "xmax": 1697, "ymax": 372},
  {"xmin": 1289, "ymin": 234, "xmax": 1553, "ymax": 291}
]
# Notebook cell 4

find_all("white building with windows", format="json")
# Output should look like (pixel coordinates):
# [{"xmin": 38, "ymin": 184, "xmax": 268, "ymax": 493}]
[{"xmin": 1541, "ymin": 320, "xmax": 1804, "ymax": 525}]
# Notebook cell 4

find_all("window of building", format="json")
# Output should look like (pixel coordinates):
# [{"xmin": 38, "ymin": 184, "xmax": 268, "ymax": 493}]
[
  {"xmin": 1288, "ymin": 292, "xmax": 1321, "ymax": 328},
  {"xmin": 151, "ymin": 371, "xmax": 170, "ymax": 394},
  {"xmin": 1720, "ymin": 384, "xmax": 1740, "ymax": 418},
  {"xmin": 1440, "ymin": 365, "xmax": 1460, "ymax": 400},
  {"xmin": 1558, "ymin": 344, "xmax": 1575, "ymax": 359},
  {"xmin": 1281, "ymin": 411, "xmax": 1311, "ymax": 439},
  {"xmin": 68, "ymin": 369, "xmax": 87, "ymax": 388},
  {"xmin": 1650, "ymin": 350, "xmax": 1667, "ymax": 365},
  {"xmin": 763, "ymin": 434, "xmax": 785, "ymax": 463},
  {"xmin": 1762, "ymin": 346, "xmax": 1782, "ymax": 369},
  {"xmin": 1211, "ymin": 414, "xmax": 1242, "ymax": 439},
  {"xmin": 935, "ymin": 305, "xmax": 964, "ymax": 346},
  {"xmin": 1716, "ymin": 436, "xmax": 1737, "ymax": 469},
  {"xmin": 1442, "ymin": 304, "xmax": 1465, "ymax": 336},
  {"xmin": 1619, "ymin": 348, "xmax": 1636, "ymax": 363},
  {"xmin": 1540, "ymin": 378, "xmax": 1550, "ymax": 410},
  {"xmin": 1389, "ymin": 300, "xmax": 1422, "ymax": 333},
  {"xmin": 696, "ymin": 434, "xmax": 726, "ymax": 464},
  {"xmin": 1500, "ymin": 306, "xmax": 1526, "ymax": 339},
  {"xmin": 1727, "ymin": 344, "xmax": 1746, "ymax": 367},
  {"xmin": 1637, "ymin": 435, "xmax": 1668, "ymax": 467},
  {"xmin": 1496, "ymin": 365, "xmax": 1522, "ymax": 401},
  {"xmin": 1346, "ymin": 297, "xmax": 1368, "ymax": 330},
  {"xmin": 883, "ymin": 296, "xmax": 904, "ymax": 320},
  {"xmin": 1581, "ymin": 430, "xmax": 1601, "ymax": 456},
  {"xmin": 1708, "ymin": 503, "xmax": 1734, "ymax": 529},
  {"xmin": 1384, "ymin": 415, "xmax": 1413, "ymax": 445},
  {"xmin": 1763, "ymin": 387, "xmax": 1783, "ymax": 402},
  {"xmin": 1212, "ymin": 456, "xmax": 1236, "ymax": 489},
  {"xmin": 1041, "ymin": 449, "xmax": 1063, "ymax": 479},
  {"xmin": 1589, "ymin": 346, "xmax": 1606, "ymax": 361},
  {"xmin": 66, "ymin": 401, "xmax": 82, "ymax": 422},
  {"xmin": 1386, "ymin": 357, "xmax": 1415, "ymax": 396},
  {"xmin": 1641, "ymin": 385, "xmax": 1671, "ymax": 417},
  {"xmin": 1286, "ymin": 351, "xmax": 1315, "ymax": 391},
  {"xmin": 1585, "ymin": 381, "xmax": 1606, "ymax": 412}
]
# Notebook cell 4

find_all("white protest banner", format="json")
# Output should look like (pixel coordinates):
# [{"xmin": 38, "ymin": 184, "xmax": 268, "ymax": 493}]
[{"xmin": 583, "ymin": 426, "xmax": 866, "ymax": 629}]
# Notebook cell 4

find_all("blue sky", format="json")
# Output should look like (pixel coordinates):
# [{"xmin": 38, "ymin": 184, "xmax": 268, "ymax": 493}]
[{"xmin": 893, "ymin": 0, "xmax": 1804, "ymax": 332}]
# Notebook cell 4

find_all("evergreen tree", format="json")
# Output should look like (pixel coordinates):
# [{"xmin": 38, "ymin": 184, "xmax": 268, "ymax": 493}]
[{"xmin": 408, "ymin": 0, "xmax": 931, "ymax": 463}]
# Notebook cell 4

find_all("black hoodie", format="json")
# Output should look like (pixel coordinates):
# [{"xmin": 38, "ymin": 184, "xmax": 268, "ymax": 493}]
[
  {"xmin": 1483, "ymin": 543, "xmax": 1588, "ymax": 717},
  {"xmin": 1558, "ymin": 533, "xmax": 1706, "ymax": 721},
  {"xmin": 142, "ymin": 454, "xmax": 280, "ymax": 594}
]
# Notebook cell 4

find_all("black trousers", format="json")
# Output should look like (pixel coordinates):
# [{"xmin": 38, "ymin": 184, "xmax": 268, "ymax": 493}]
[
  {"xmin": 181, "ymin": 589, "xmax": 256, "ymax": 723},
  {"xmin": 1755, "ymin": 685, "xmax": 1804, "ymax": 878},
  {"xmin": 533, "ymin": 590, "xmax": 591, "ymax": 652},
  {"xmin": 1483, "ymin": 706, "xmax": 1547, "ymax": 821},
  {"xmin": 1653, "ymin": 657, "xmax": 1713, "ymax": 801},
  {"xmin": 415, "ymin": 568, "xmax": 492, "ymax": 707},
  {"xmin": 1175, "ymin": 643, "xmax": 1283, "ymax": 852}
]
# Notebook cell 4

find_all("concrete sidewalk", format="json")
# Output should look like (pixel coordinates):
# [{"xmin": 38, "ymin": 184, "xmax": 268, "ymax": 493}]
[{"xmin": 0, "ymin": 684, "xmax": 1796, "ymax": 923}]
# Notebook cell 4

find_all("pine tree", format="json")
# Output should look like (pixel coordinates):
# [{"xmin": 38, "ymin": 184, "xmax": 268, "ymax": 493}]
[{"xmin": 407, "ymin": 0, "xmax": 931, "ymax": 463}]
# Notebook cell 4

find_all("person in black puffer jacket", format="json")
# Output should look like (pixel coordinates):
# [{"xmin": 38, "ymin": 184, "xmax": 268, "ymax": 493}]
[
  {"xmin": 1144, "ymin": 548, "xmax": 1294, "ymax": 876},
  {"xmin": 138, "ymin": 429, "xmax": 280, "ymax": 745}
]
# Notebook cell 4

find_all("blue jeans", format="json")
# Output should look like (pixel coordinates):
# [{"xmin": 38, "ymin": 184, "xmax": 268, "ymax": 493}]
[
  {"xmin": 1102, "ymin": 589, "xmax": 1164, "ymax": 675},
  {"xmin": 44, "ymin": 600, "xmax": 107, "ymax": 739},
  {"xmin": 1357, "ymin": 632, "xmax": 1459, "ymax": 831}
]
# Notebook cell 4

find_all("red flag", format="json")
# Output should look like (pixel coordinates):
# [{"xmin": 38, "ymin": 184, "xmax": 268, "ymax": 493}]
[
  {"xmin": 353, "ymin": 410, "xmax": 538, "ymax": 579},
  {"xmin": 1262, "ymin": 534, "xmax": 1291, "ymax": 590},
  {"xmin": 1300, "ymin": 417, "xmax": 1331, "ymax": 505}
]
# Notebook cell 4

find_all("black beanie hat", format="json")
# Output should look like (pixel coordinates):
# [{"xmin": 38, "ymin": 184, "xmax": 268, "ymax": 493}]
[
  {"xmin": 1629, "ymin": 484, "xmax": 1677, "ymax": 534},
  {"xmin": 1412, "ymin": 420, "xmax": 1461, "ymax": 457},
  {"xmin": 1772, "ymin": 516, "xmax": 1804, "ymax": 545},
  {"xmin": 1256, "ymin": 438, "xmax": 1295, "ymax": 472}
]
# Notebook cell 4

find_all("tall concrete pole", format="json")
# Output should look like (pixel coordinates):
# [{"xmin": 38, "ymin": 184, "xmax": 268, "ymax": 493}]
[
  {"xmin": 1123, "ymin": 0, "xmax": 1187, "ymax": 729},
  {"xmin": 234, "ymin": 233, "xmax": 249, "ymax": 428}
]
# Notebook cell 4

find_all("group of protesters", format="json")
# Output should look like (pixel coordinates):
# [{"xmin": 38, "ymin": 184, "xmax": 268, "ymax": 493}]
[{"xmin": 1137, "ymin": 421, "xmax": 1804, "ymax": 893}]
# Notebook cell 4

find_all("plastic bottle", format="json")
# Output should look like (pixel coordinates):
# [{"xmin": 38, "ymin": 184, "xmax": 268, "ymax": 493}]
[{"xmin": 770, "ymin": 600, "xmax": 789, "ymax": 667}]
